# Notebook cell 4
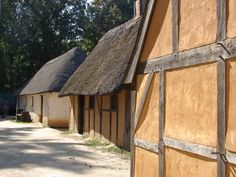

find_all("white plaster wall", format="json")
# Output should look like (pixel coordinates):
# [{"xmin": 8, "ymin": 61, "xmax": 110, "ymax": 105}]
[
  {"xmin": 47, "ymin": 92, "xmax": 70, "ymax": 128},
  {"xmin": 42, "ymin": 93, "xmax": 49, "ymax": 126},
  {"xmin": 69, "ymin": 96, "xmax": 79, "ymax": 132},
  {"xmin": 18, "ymin": 92, "xmax": 70, "ymax": 128}
]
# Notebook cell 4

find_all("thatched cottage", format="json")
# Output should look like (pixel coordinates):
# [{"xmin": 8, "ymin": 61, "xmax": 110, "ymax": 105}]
[
  {"xmin": 128, "ymin": 0, "xmax": 236, "ymax": 177},
  {"xmin": 17, "ymin": 47, "xmax": 86, "ymax": 128},
  {"xmin": 59, "ymin": 16, "xmax": 141, "ymax": 149}
]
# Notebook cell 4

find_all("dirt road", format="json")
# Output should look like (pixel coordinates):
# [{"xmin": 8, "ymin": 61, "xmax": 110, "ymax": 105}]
[{"xmin": 0, "ymin": 120, "xmax": 130, "ymax": 177}]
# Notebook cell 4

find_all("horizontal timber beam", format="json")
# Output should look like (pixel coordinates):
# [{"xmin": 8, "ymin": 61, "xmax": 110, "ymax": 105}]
[
  {"xmin": 138, "ymin": 37, "xmax": 236, "ymax": 74},
  {"xmin": 134, "ymin": 138, "xmax": 159, "ymax": 154},
  {"xmin": 163, "ymin": 137, "xmax": 217, "ymax": 160},
  {"xmin": 226, "ymin": 151, "xmax": 236, "ymax": 164}
]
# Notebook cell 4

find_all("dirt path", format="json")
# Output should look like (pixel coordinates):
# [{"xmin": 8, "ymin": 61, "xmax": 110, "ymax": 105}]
[{"xmin": 0, "ymin": 120, "xmax": 130, "ymax": 177}]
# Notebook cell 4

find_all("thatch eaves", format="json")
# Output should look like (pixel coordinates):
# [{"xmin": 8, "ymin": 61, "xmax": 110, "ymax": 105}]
[
  {"xmin": 19, "ymin": 47, "xmax": 86, "ymax": 95},
  {"xmin": 60, "ymin": 17, "xmax": 141, "ymax": 96}
]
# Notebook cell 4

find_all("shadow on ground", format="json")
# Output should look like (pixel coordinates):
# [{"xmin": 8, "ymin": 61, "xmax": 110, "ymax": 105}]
[{"xmin": 0, "ymin": 122, "xmax": 108, "ymax": 175}]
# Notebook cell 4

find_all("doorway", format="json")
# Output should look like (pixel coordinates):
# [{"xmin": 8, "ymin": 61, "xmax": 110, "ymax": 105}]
[
  {"xmin": 78, "ymin": 96, "xmax": 84, "ymax": 134},
  {"xmin": 40, "ymin": 95, "xmax": 43, "ymax": 123}
]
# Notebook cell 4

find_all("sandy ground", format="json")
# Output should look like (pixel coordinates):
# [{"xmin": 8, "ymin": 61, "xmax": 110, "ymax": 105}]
[{"xmin": 0, "ymin": 120, "xmax": 130, "ymax": 177}]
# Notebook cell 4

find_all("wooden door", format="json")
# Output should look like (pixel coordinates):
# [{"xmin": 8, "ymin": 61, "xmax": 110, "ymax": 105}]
[{"xmin": 40, "ymin": 95, "xmax": 43, "ymax": 123}]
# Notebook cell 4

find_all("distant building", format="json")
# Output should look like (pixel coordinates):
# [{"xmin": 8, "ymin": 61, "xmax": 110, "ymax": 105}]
[
  {"xmin": 0, "ymin": 93, "xmax": 16, "ymax": 118},
  {"xmin": 60, "ymin": 17, "xmax": 141, "ymax": 150},
  {"xmin": 17, "ymin": 48, "xmax": 86, "ymax": 128}
]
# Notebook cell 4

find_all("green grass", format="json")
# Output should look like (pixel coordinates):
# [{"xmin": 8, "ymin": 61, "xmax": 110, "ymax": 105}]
[
  {"xmin": 84, "ymin": 136, "xmax": 130, "ymax": 157},
  {"xmin": 86, "ymin": 137, "xmax": 109, "ymax": 147},
  {"xmin": 61, "ymin": 130, "xmax": 74, "ymax": 135}
]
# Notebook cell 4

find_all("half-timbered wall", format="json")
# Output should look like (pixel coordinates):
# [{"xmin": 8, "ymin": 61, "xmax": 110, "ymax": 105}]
[
  {"xmin": 131, "ymin": 0, "xmax": 236, "ymax": 176},
  {"xmin": 83, "ymin": 89, "xmax": 131, "ymax": 150}
]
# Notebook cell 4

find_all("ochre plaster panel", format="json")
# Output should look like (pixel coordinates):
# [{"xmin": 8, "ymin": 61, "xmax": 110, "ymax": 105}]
[
  {"xmin": 69, "ymin": 96, "xmax": 75, "ymax": 131},
  {"xmin": 94, "ymin": 96, "xmax": 101, "ymax": 136},
  {"xmin": 84, "ymin": 110, "xmax": 89, "ymax": 133},
  {"xmin": 111, "ymin": 112, "xmax": 117, "ymax": 144},
  {"xmin": 102, "ymin": 96, "xmax": 110, "ymax": 109},
  {"xmin": 227, "ymin": 0, "xmax": 236, "ymax": 38},
  {"xmin": 118, "ymin": 90, "xmax": 126, "ymax": 146},
  {"xmin": 136, "ymin": 74, "xmax": 148, "ymax": 114},
  {"xmin": 227, "ymin": 163, "xmax": 236, "ymax": 177},
  {"xmin": 165, "ymin": 63, "xmax": 217, "ymax": 147},
  {"xmin": 102, "ymin": 111, "xmax": 110, "ymax": 140},
  {"xmin": 90, "ymin": 110, "xmax": 95, "ymax": 137},
  {"xmin": 134, "ymin": 147, "xmax": 159, "ymax": 177},
  {"xmin": 179, "ymin": 0, "xmax": 217, "ymax": 51},
  {"xmin": 85, "ymin": 96, "xmax": 89, "ymax": 108},
  {"xmin": 135, "ymin": 73, "xmax": 159, "ymax": 143},
  {"xmin": 165, "ymin": 147, "xmax": 217, "ymax": 177},
  {"xmin": 141, "ymin": 0, "xmax": 172, "ymax": 61},
  {"xmin": 226, "ymin": 59, "xmax": 236, "ymax": 152}
]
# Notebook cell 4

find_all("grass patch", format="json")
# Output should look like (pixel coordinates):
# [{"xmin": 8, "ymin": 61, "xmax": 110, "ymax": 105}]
[
  {"xmin": 61, "ymin": 130, "xmax": 74, "ymax": 135},
  {"xmin": 106, "ymin": 146, "xmax": 131, "ymax": 156},
  {"xmin": 86, "ymin": 137, "xmax": 109, "ymax": 147},
  {"xmin": 84, "ymin": 136, "xmax": 130, "ymax": 157}
]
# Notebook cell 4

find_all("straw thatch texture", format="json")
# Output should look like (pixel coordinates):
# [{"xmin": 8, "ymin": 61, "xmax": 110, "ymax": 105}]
[
  {"xmin": 20, "ymin": 47, "xmax": 86, "ymax": 95},
  {"xmin": 60, "ymin": 17, "xmax": 141, "ymax": 96}
]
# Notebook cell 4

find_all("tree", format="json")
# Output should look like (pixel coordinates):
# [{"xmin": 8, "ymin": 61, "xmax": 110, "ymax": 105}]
[
  {"xmin": 80, "ymin": 0, "xmax": 133, "ymax": 52},
  {"xmin": 0, "ymin": 0, "xmax": 133, "ymax": 92}
]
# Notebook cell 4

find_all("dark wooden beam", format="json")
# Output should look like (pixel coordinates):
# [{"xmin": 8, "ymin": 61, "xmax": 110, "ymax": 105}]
[
  {"xmin": 134, "ymin": 73, "xmax": 154, "ymax": 130},
  {"xmin": 159, "ymin": 70, "xmax": 165, "ymax": 177},
  {"xmin": 163, "ymin": 137, "xmax": 217, "ymax": 160},
  {"xmin": 109, "ymin": 95, "xmax": 112, "ymax": 141},
  {"xmin": 225, "ymin": 37, "xmax": 236, "ymax": 59},
  {"xmin": 217, "ymin": 59, "xmax": 226, "ymax": 177},
  {"xmin": 133, "ymin": 136, "xmax": 219, "ymax": 160},
  {"xmin": 172, "ymin": 0, "xmax": 179, "ymax": 53},
  {"xmin": 130, "ymin": 84, "xmax": 137, "ymax": 177},
  {"xmin": 226, "ymin": 150, "xmax": 236, "ymax": 164},
  {"xmin": 134, "ymin": 138, "xmax": 159, "ymax": 154},
  {"xmin": 138, "ymin": 42, "xmax": 222, "ymax": 73},
  {"xmin": 217, "ymin": 0, "xmax": 226, "ymax": 41},
  {"xmin": 124, "ymin": 0, "xmax": 156, "ymax": 84},
  {"xmin": 125, "ymin": 90, "xmax": 131, "ymax": 150},
  {"xmin": 100, "ymin": 96, "xmax": 103, "ymax": 135},
  {"xmin": 137, "ymin": 37, "xmax": 236, "ymax": 74}
]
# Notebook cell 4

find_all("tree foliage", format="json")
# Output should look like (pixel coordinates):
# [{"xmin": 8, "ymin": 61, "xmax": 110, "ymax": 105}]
[{"xmin": 0, "ymin": 0, "xmax": 133, "ymax": 92}]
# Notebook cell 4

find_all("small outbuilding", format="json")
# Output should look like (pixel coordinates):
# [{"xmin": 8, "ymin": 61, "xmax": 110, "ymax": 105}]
[
  {"xmin": 17, "ymin": 47, "xmax": 86, "ymax": 128},
  {"xmin": 59, "ymin": 17, "xmax": 141, "ymax": 149}
]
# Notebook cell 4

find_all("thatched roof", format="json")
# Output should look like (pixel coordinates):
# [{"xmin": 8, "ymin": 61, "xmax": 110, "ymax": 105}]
[
  {"xmin": 60, "ymin": 17, "xmax": 141, "ymax": 96},
  {"xmin": 19, "ymin": 47, "xmax": 86, "ymax": 95}
]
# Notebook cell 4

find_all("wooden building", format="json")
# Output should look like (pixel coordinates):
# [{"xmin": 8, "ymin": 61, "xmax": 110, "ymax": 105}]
[
  {"xmin": 17, "ymin": 48, "xmax": 86, "ymax": 128},
  {"xmin": 126, "ymin": 0, "xmax": 236, "ymax": 176},
  {"xmin": 59, "ymin": 18, "xmax": 141, "ymax": 150}
]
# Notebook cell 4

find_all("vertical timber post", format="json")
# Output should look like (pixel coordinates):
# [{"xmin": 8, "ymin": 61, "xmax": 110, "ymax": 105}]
[
  {"xmin": 172, "ymin": 0, "xmax": 179, "ymax": 53},
  {"xmin": 130, "ymin": 83, "xmax": 136, "ymax": 177},
  {"xmin": 217, "ymin": 0, "xmax": 226, "ymax": 41},
  {"xmin": 217, "ymin": 59, "xmax": 226, "ymax": 177},
  {"xmin": 159, "ymin": 70, "xmax": 165, "ymax": 177},
  {"xmin": 217, "ymin": 0, "xmax": 226, "ymax": 176},
  {"xmin": 125, "ymin": 89, "xmax": 132, "ymax": 150}
]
